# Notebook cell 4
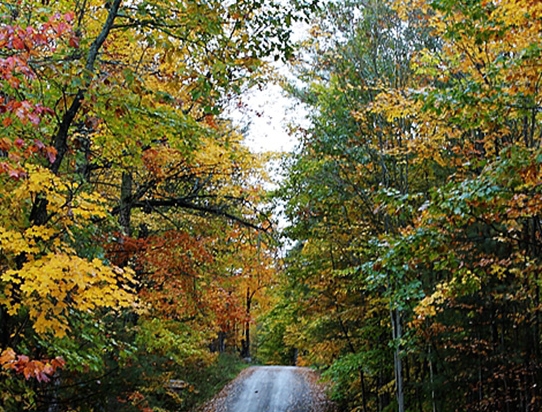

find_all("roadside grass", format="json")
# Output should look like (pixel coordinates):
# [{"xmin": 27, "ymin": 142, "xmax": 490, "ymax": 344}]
[{"xmin": 183, "ymin": 353, "xmax": 249, "ymax": 411}]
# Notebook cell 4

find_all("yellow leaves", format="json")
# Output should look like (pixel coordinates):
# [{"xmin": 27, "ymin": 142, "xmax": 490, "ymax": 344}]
[
  {"xmin": 393, "ymin": 0, "xmax": 432, "ymax": 21},
  {"xmin": 414, "ymin": 269, "xmax": 482, "ymax": 322},
  {"xmin": 369, "ymin": 1, "xmax": 541, "ymax": 168},
  {"xmin": 0, "ymin": 164, "xmax": 134, "ymax": 338},
  {"xmin": 71, "ymin": 192, "xmax": 109, "ymax": 220},
  {"xmin": 414, "ymin": 283, "xmax": 447, "ymax": 320},
  {"xmin": 369, "ymin": 89, "xmax": 421, "ymax": 123},
  {"xmin": 24, "ymin": 226, "xmax": 57, "ymax": 242},
  {"xmin": 395, "ymin": 0, "xmax": 542, "ymax": 111},
  {"xmin": 9, "ymin": 164, "xmax": 108, "ymax": 225},
  {"xmin": 1, "ymin": 252, "xmax": 135, "ymax": 337},
  {"xmin": 411, "ymin": 49, "xmax": 449, "ymax": 81},
  {"xmin": 194, "ymin": 138, "xmax": 229, "ymax": 167},
  {"xmin": 0, "ymin": 227, "xmax": 39, "ymax": 256},
  {"xmin": 492, "ymin": 0, "xmax": 542, "ymax": 33},
  {"xmin": 489, "ymin": 263, "xmax": 508, "ymax": 280},
  {"xmin": 363, "ymin": 87, "xmax": 460, "ymax": 166}
]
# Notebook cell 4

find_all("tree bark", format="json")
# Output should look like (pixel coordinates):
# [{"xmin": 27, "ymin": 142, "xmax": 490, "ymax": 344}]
[
  {"xmin": 242, "ymin": 287, "xmax": 252, "ymax": 359},
  {"xmin": 51, "ymin": 0, "xmax": 123, "ymax": 175},
  {"xmin": 119, "ymin": 172, "xmax": 133, "ymax": 236},
  {"xmin": 391, "ymin": 308, "xmax": 405, "ymax": 412},
  {"xmin": 30, "ymin": 0, "xmax": 123, "ymax": 225}
]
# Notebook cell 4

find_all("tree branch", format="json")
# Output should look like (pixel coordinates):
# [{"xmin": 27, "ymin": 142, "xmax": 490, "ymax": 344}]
[
  {"xmin": 50, "ymin": 0, "xmax": 123, "ymax": 174},
  {"xmin": 123, "ymin": 198, "xmax": 270, "ymax": 232}
]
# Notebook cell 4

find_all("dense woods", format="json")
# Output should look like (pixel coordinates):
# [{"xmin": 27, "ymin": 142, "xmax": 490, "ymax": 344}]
[
  {"xmin": 0, "ymin": 0, "xmax": 314, "ymax": 410},
  {"xmin": 1, "ymin": 0, "xmax": 541, "ymax": 412},
  {"xmin": 262, "ymin": 0, "xmax": 542, "ymax": 411}
]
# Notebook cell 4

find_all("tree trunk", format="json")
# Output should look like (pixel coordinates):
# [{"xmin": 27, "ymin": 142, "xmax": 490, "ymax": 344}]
[
  {"xmin": 391, "ymin": 308, "xmax": 405, "ymax": 412},
  {"xmin": 0, "ymin": 307, "xmax": 11, "ymax": 348},
  {"xmin": 241, "ymin": 287, "xmax": 252, "ymax": 359},
  {"xmin": 429, "ymin": 345, "xmax": 437, "ymax": 412},
  {"xmin": 119, "ymin": 172, "xmax": 132, "ymax": 237},
  {"xmin": 29, "ymin": 0, "xmax": 122, "ymax": 228},
  {"xmin": 360, "ymin": 367, "xmax": 369, "ymax": 412}
]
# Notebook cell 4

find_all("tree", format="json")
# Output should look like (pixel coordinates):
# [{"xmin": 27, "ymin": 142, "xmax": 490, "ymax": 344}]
[
  {"xmin": 273, "ymin": 0, "xmax": 542, "ymax": 410},
  {"xmin": 0, "ymin": 0, "xmax": 313, "ymax": 409},
  {"xmin": 273, "ymin": 0, "xmax": 436, "ymax": 409}
]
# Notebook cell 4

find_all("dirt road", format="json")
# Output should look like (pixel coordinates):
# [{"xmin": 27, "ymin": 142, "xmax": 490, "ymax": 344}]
[{"xmin": 199, "ymin": 366, "xmax": 334, "ymax": 412}]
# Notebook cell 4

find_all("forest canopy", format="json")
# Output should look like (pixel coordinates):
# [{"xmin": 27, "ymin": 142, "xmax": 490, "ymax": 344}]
[
  {"xmin": 265, "ymin": 0, "xmax": 542, "ymax": 411},
  {"xmin": 1, "ymin": 0, "xmax": 541, "ymax": 411},
  {"xmin": 0, "ymin": 0, "xmax": 315, "ymax": 410}
]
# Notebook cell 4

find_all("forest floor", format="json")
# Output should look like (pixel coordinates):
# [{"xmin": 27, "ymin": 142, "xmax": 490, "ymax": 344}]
[{"xmin": 196, "ymin": 365, "xmax": 336, "ymax": 412}]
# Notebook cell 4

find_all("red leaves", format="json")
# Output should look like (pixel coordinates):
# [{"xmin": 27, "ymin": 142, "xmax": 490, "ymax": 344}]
[
  {"xmin": 0, "ymin": 16, "xmax": 73, "ymax": 177},
  {"xmin": 11, "ymin": 100, "xmax": 40, "ymax": 125},
  {"xmin": 0, "ymin": 348, "xmax": 66, "ymax": 383},
  {"xmin": 32, "ymin": 139, "xmax": 57, "ymax": 163},
  {"xmin": 44, "ymin": 146, "xmax": 57, "ymax": 163},
  {"xmin": 11, "ymin": 35, "xmax": 26, "ymax": 51},
  {"xmin": 63, "ymin": 12, "xmax": 75, "ymax": 24},
  {"xmin": 0, "ymin": 161, "xmax": 26, "ymax": 179},
  {"xmin": 0, "ymin": 136, "xmax": 58, "ymax": 178},
  {"xmin": 68, "ymin": 36, "xmax": 80, "ymax": 48},
  {"xmin": 0, "ymin": 13, "xmax": 78, "ymax": 91},
  {"xmin": 0, "ymin": 12, "xmax": 78, "ymax": 53}
]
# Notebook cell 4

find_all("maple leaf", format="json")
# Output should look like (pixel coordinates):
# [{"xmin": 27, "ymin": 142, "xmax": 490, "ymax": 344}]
[
  {"xmin": 44, "ymin": 146, "xmax": 57, "ymax": 163},
  {"xmin": 0, "ymin": 348, "xmax": 16, "ymax": 368}
]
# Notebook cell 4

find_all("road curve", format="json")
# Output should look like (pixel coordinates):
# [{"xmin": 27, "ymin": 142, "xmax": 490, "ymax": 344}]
[{"xmin": 200, "ymin": 365, "xmax": 333, "ymax": 412}]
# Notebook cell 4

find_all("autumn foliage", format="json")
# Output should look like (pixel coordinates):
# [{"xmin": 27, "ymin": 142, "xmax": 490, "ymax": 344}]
[
  {"xmin": 1, "ymin": 348, "xmax": 65, "ymax": 383},
  {"xmin": 0, "ymin": 0, "xmax": 311, "ymax": 410},
  {"xmin": 270, "ymin": 0, "xmax": 542, "ymax": 411}
]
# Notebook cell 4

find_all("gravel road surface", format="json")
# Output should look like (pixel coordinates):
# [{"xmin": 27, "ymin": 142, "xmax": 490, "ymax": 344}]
[{"xmin": 198, "ymin": 366, "xmax": 334, "ymax": 412}]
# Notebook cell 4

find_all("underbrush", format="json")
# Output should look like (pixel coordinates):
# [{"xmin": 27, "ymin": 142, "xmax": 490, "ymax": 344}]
[{"xmin": 182, "ymin": 352, "xmax": 248, "ymax": 411}]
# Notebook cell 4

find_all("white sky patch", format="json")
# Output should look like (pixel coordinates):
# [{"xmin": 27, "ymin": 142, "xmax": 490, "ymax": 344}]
[
  {"xmin": 227, "ymin": 83, "xmax": 303, "ymax": 154},
  {"xmin": 226, "ymin": 19, "xmax": 311, "ymax": 154}
]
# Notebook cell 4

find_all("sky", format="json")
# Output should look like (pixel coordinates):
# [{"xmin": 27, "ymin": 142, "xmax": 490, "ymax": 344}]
[
  {"xmin": 227, "ymin": 21, "xmax": 311, "ymax": 154},
  {"xmin": 227, "ymin": 82, "xmax": 303, "ymax": 154},
  {"xmin": 224, "ymin": 23, "xmax": 312, "ymax": 235}
]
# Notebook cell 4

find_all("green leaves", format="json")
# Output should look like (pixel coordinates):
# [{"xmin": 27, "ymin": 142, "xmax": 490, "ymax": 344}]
[{"xmin": 272, "ymin": 0, "xmax": 542, "ymax": 410}]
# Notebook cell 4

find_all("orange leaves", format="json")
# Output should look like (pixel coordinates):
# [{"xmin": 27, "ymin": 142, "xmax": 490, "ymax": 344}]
[
  {"xmin": 507, "ymin": 193, "xmax": 542, "ymax": 218},
  {"xmin": 140, "ymin": 147, "xmax": 185, "ymax": 180},
  {"xmin": 0, "ymin": 348, "xmax": 15, "ymax": 366},
  {"xmin": 107, "ymin": 230, "xmax": 213, "ymax": 321},
  {"xmin": 206, "ymin": 286, "xmax": 246, "ymax": 331},
  {"xmin": 0, "ymin": 348, "xmax": 65, "ymax": 383},
  {"xmin": 105, "ymin": 224, "xmax": 276, "ymax": 349}
]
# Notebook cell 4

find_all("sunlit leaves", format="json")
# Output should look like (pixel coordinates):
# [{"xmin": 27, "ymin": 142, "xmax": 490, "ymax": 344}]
[
  {"xmin": 0, "ymin": 163, "xmax": 135, "ymax": 338},
  {"xmin": 1, "ymin": 253, "xmax": 134, "ymax": 337}
]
